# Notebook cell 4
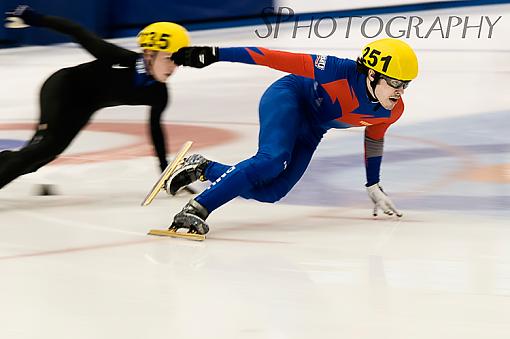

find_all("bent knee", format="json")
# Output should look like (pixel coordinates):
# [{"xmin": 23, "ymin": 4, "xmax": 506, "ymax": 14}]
[
  {"xmin": 27, "ymin": 135, "xmax": 68, "ymax": 158},
  {"xmin": 258, "ymin": 191, "xmax": 288, "ymax": 203},
  {"xmin": 256, "ymin": 151, "xmax": 291, "ymax": 172},
  {"xmin": 247, "ymin": 152, "xmax": 291, "ymax": 183},
  {"xmin": 250, "ymin": 183, "xmax": 292, "ymax": 203}
]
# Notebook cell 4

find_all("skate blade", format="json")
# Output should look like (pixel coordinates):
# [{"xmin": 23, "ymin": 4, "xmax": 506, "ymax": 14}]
[
  {"xmin": 148, "ymin": 229, "xmax": 206, "ymax": 241},
  {"xmin": 141, "ymin": 141, "xmax": 193, "ymax": 207}
]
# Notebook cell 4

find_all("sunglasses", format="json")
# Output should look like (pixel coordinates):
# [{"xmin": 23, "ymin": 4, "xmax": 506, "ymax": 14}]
[{"xmin": 380, "ymin": 74, "xmax": 411, "ymax": 89}]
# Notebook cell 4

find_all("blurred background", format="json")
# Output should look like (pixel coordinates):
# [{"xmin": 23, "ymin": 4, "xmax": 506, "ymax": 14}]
[
  {"xmin": 1, "ymin": 0, "xmax": 504, "ymax": 47},
  {"xmin": 0, "ymin": 0, "xmax": 272, "ymax": 46},
  {"xmin": 0, "ymin": 1, "xmax": 509, "ymax": 339}
]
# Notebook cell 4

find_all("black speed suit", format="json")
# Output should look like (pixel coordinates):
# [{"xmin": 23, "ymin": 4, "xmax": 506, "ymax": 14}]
[{"xmin": 0, "ymin": 16, "xmax": 169, "ymax": 189}]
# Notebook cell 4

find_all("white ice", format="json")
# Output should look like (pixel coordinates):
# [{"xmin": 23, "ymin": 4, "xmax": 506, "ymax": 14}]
[{"xmin": 0, "ymin": 3, "xmax": 509, "ymax": 339}]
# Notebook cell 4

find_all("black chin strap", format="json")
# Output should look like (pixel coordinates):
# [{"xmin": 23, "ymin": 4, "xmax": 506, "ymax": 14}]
[
  {"xmin": 366, "ymin": 72, "xmax": 383, "ymax": 110},
  {"xmin": 146, "ymin": 51, "xmax": 158, "ymax": 76},
  {"xmin": 367, "ymin": 72, "xmax": 380, "ymax": 103}
]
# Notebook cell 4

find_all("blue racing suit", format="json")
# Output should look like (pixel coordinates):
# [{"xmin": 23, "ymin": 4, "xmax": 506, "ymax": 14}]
[{"xmin": 195, "ymin": 47, "xmax": 404, "ymax": 213}]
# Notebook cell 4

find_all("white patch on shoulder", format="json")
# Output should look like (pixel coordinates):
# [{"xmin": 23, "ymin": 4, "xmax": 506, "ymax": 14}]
[
  {"xmin": 136, "ymin": 58, "xmax": 146, "ymax": 74},
  {"xmin": 315, "ymin": 55, "xmax": 327, "ymax": 70}
]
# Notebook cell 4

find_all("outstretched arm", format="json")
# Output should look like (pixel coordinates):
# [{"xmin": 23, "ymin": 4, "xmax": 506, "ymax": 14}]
[
  {"xmin": 171, "ymin": 46, "xmax": 349, "ymax": 83},
  {"xmin": 219, "ymin": 47, "xmax": 315, "ymax": 78},
  {"xmin": 363, "ymin": 99, "xmax": 405, "ymax": 218},
  {"xmin": 364, "ymin": 99, "xmax": 404, "ymax": 188},
  {"xmin": 364, "ymin": 134, "xmax": 385, "ymax": 187},
  {"xmin": 5, "ymin": 6, "xmax": 135, "ymax": 62}
]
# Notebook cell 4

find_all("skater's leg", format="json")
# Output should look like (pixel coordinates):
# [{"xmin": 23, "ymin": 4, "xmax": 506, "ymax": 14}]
[
  {"xmin": 241, "ymin": 128, "xmax": 325, "ymax": 202},
  {"xmin": 169, "ymin": 77, "xmax": 309, "ymax": 234},
  {"xmin": 194, "ymin": 80, "xmax": 305, "ymax": 213},
  {"xmin": 203, "ymin": 161, "xmax": 231, "ymax": 182},
  {"xmin": 166, "ymin": 76, "xmax": 308, "ymax": 198},
  {"xmin": 167, "ymin": 158, "xmax": 251, "ymax": 194},
  {"xmin": 0, "ymin": 73, "xmax": 92, "ymax": 189},
  {"xmin": 0, "ymin": 114, "xmax": 91, "ymax": 189},
  {"xmin": 164, "ymin": 156, "xmax": 235, "ymax": 195},
  {"xmin": 0, "ymin": 131, "xmax": 69, "ymax": 188}
]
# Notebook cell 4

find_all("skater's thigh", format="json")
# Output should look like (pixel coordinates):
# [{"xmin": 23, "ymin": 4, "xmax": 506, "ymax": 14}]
[
  {"xmin": 257, "ymin": 79, "xmax": 306, "ymax": 155},
  {"xmin": 39, "ymin": 70, "xmax": 91, "ymax": 131},
  {"xmin": 280, "ymin": 136, "xmax": 320, "ymax": 187},
  {"xmin": 23, "ymin": 104, "xmax": 91, "ymax": 160},
  {"xmin": 242, "ymin": 136, "xmax": 320, "ymax": 202}
]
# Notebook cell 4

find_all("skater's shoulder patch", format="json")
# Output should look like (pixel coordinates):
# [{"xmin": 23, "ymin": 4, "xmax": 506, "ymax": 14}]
[{"xmin": 314, "ymin": 55, "xmax": 327, "ymax": 71}]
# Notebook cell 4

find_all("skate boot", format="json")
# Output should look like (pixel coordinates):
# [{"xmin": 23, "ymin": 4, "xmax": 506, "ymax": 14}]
[
  {"xmin": 165, "ymin": 154, "xmax": 210, "ymax": 196},
  {"xmin": 170, "ymin": 199, "xmax": 210, "ymax": 235}
]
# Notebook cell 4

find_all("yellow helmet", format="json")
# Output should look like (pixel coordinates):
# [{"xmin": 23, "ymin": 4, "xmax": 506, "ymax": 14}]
[
  {"xmin": 137, "ymin": 22, "xmax": 190, "ymax": 53},
  {"xmin": 359, "ymin": 38, "xmax": 418, "ymax": 81}
]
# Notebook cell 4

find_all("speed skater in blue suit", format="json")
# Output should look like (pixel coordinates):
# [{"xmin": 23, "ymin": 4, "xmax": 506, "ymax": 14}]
[{"xmin": 164, "ymin": 38, "xmax": 419, "ymax": 235}]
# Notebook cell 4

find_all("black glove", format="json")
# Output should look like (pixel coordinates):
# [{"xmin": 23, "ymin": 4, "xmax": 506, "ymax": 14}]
[
  {"xmin": 4, "ymin": 5, "xmax": 44, "ymax": 28},
  {"xmin": 171, "ymin": 47, "xmax": 219, "ymax": 68}
]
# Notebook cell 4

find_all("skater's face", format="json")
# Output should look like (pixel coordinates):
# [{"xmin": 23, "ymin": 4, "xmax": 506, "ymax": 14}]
[
  {"xmin": 145, "ymin": 51, "xmax": 178, "ymax": 82},
  {"xmin": 367, "ymin": 70, "xmax": 407, "ymax": 110}
]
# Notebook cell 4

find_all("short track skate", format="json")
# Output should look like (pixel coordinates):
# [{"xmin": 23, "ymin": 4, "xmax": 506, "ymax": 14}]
[
  {"xmin": 142, "ymin": 141, "xmax": 205, "ymax": 240},
  {"xmin": 141, "ymin": 141, "xmax": 193, "ymax": 206},
  {"xmin": 147, "ymin": 228, "xmax": 205, "ymax": 241}
]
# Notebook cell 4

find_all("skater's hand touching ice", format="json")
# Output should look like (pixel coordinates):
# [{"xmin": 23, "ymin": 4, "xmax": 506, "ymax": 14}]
[
  {"xmin": 5, "ymin": 5, "xmax": 43, "ymax": 28},
  {"xmin": 366, "ymin": 183, "xmax": 402, "ymax": 217},
  {"xmin": 171, "ymin": 47, "xmax": 219, "ymax": 68}
]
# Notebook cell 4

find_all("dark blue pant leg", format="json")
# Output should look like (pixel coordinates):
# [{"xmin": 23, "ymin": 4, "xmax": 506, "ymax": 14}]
[
  {"xmin": 195, "ymin": 77, "xmax": 305, "ymax": 213},
  {"xmin": 241, "ymin": 129, "xmax": 324, "ymax": 203},
  {"xmin": 204, "ymin": 162, "xmax": 231, "ymax": 182}
]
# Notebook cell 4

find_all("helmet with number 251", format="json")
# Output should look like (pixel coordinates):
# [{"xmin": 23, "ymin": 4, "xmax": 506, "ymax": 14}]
[
  {"xmin": 360, "ymin": 38, "xmax": 418, "ymax": 81},
  {"xmin": 137, "ymin": 22, "xmax": 190, "ymax": 54}
]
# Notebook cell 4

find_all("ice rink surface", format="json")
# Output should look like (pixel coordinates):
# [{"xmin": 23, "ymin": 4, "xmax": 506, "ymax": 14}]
[{"xmin": 0, "ymin": 3, "xmax": 509, "ymax": 339}]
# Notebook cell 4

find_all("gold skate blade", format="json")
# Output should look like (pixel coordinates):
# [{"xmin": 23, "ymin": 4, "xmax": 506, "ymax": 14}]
[
  {"xmin": 141, "ymin": 141, "xmax": 193, "ymax": 207},
  {"xmin": 148, "ymin": 229, "xmax": 206, "ymax": 241}
]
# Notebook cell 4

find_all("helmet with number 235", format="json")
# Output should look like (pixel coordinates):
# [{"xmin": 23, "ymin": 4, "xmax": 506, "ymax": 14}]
[{"xmin": 137, "ymin": 22, "xmax": 190, "ymax": 54}]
